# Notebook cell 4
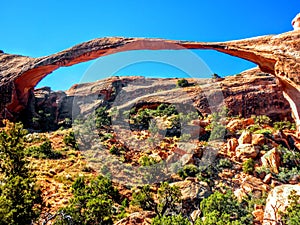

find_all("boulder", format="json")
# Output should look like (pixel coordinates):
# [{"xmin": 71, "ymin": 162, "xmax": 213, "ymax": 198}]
[
  {"xmin": 227, "ymin": 138, "xmax": 239, "ymax": 153},
  {"xmin": 252, "ymin": 133, "xmax": 266, "ymax": 146},
  {"xmin": 238, "ymin": 131, "xmax": 252, "ymax": 145},
  {"xmin": 263, "ymin": 184, "xmax": 300, "ymax": 225},
  {"xmin": 261, "ymin": 148, "xmax": 281, "ymax": 174},
  {"xmin": 236, "ymin": 144, "xmax": 260, "ymax": 160}
]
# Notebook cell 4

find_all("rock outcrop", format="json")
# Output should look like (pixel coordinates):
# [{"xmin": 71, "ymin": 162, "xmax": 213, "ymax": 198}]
[
  {"xmin": 25, "ymin": 70, "xmax": 291, "ymax": 130},
  {"xmin": 292, "ymin": 13, "xmax": 300, "ymax": 30},
  {"xmin": 0, "ymin": 30, "xmax": 299, "ymax": 131}
]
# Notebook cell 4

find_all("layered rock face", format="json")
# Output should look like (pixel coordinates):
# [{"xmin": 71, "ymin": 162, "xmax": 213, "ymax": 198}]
[
  {"xmin": 0, "ymin": 29, "xmax": 299, "ymax": 131},
  {"xmin": 24, "ymin": 69, "xmax": 291, "ymax": 130}
]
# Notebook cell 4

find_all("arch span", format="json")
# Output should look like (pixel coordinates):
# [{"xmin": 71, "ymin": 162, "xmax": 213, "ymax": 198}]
[{"xmin": 0, "ymin": 32, "xmax": 300, "ymax": 131}]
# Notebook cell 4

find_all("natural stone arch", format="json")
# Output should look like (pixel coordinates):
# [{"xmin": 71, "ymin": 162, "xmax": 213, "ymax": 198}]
[{"xmin": 0, "ymin": 31, "xmax": 300, "ymax": 132}]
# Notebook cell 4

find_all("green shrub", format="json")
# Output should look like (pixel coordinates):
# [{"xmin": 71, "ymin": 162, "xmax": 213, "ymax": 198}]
[
  {"xmin": 177, "ymin": 78, "xmax": 189, "ymax": 87},
  {"xmin": 138, "ymin": 155, "xmax": 160, "ymax": 166},
  {"xmin": 253, "ymin": 115, "xmax": 271, "ymax": 126},
  {"xmin": 276, "ymin": 167, "xmax": 300, "ymax": 183},
  {"xmin": 63, "ymin": 131, "xmax": 79, "ymax": 150},
  {"xmin": 281, "ymin": 190, "xmax": 300, "ymax": 225},
  {"xmin": 242, "ymin": 159, "xmax": 255, "ymax": 174},
  {"xmin": 195, "ymin": 190, "xmax": 253, "ymax": 225},
  {"xmin": 54, "ymin": 175, "xmax": 119, "ymax": 225},
  {"xmin": 274, "ymin": 121, "xmax": 296, "ymax": 131},
  {"xmin": 178, "ymin": 164, "xmax": 199, "ymax": 179},
  {"xmin": 26, "ymin": 140, "xmax": 63, "ymax": 159},
  {"xmin": 217, "ymin": 158, "xmax": 232, "ymax": 169},
  {"xmin": 109, "ymin": 145, "xmax": 119, "ymax": 155},
  {"xmin": 94, "ymin": 106, "xmax": 111, "ymax": 129},
  {"xmin": 151, "ymin": 214, "xmax": 190, "ymax": 225},
  {"xmin": 132, "ymin": 182, "xmax": 181, "ymax": 218}
]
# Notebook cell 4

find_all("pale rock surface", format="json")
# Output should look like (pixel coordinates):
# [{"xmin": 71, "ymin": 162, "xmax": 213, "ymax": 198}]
[{"xmin": 263, "ymin": 184, "xmax": 300, "ymax": 225}]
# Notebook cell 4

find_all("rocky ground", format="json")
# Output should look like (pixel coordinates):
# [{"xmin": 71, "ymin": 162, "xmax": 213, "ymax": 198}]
[{"xmin": 17, "ymin": 72, "xmax": 300, "ymax": 225}]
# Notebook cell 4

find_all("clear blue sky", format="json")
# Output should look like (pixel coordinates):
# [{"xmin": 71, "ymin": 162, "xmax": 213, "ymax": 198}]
[{"xmin": 1, "ymin": 1, "xmax": 298, "ymax": 90}]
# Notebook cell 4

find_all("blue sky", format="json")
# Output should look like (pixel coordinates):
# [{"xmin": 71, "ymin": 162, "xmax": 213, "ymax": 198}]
[{"xmin": 1, "ymin": 1, "xmax": 298, "ymax": 90}]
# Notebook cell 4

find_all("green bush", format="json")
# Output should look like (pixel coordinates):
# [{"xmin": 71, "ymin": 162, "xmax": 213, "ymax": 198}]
[
  {"xmin": 274, "ymin": 121, "xmax": 296, "ymax": 131},
  {"xmin": 178, "ymin": 164, "xmax": 199, "ymax": 179},
  {"xmin": 63, "ymin": 131, "xmax": 79, "ymax": 150},
  {"xmin": 253, "ymin": 115, "xmax": 271, "ymax": 126},
  {"xmin": 132, "ymin": 182, "xmax": 181, "ymax": 218},
  {"xmin": 0, "ymin": 121, "xmax": 42, "ymax": 225},
  {"xmin": 177, "ymin": 78, "xmax": 189, "ymax": 87},
  {"xmin": 242, "ymin": 159, "xmax": 255, "ymax": 174},
  {"xmin": 54, "ymin": 175, "xmax": 120, "ymax": 225},
  {"xmin": 151, "ymin": 214, "xmax": 190, "ymax": 225},
  {"xmin": 217, "ymin": 158, "xmax": 232, "ymax": 169},
  {"xmin": 281, "ymin": 190, "xmax": 300, "ymax": 225},
  {"xmin": 26, "ymin": 139, "xmax": 63, "ymax": 159},
  {"xmin": 94, "ymin": 106, "xmax": 111, "ymax": 129},
  {"xmin": 195, "ymin": 191, "xmax": 253, "ymax": 225}
]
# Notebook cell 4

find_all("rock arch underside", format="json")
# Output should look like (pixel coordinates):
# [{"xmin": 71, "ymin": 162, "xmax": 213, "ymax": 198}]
[{"xmin": 0, "ymin": 30, "xmax": 300, "ymax": 132}]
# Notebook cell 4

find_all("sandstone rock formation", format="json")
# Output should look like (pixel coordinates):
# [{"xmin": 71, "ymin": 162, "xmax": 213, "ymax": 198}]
[
  {"xmin": 0, "ymin": 31, "xmax": 299, "ymax": 131},
  {"xmin": 292, "ymin": 13, "xmax": 300, "ymax": 30},
  {"xmin": 26, "ymin": 71, "xmax": 291, "ymax": 131}
]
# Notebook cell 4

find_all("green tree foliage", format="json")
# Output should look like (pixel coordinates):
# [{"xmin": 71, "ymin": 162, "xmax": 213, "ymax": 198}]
[
  {"xmin": 132, "ymin": 182, "xmax": 182, "ymax": 218},
  {"xmin": 281, "ymin": 190, "xmax": 300, "ymax": 225},
  {"xmin": 195, "ymin": 191, "xmax": 253, "ymax": 225},
  {"xmin": 0, "ymin": 121, "xmax": 42, "ymax": 225},
  {"xmin": 178, "ymin": 164, "xmax": 199, "ymax": 179},
  {"xmin": 95, "ymin": 106, "xmax": 111, "ymax": 129},
  {"xmin": 206, "ymin": 107, "xmax": 228, "ymax": 141},
  {"xmin": 242, "ymin": 159, "xmax": 255, "ymax": 174},
  {"xmin": 177, "ymin": 78, "xmax": 189, "ymax": 87},
  {"xmin": 151, "ymin": 214, "xmax": 190, "ymax": 225},
  {"xmin": 54, "ymin": 175, "xmax": 120, "ymax": 225},
  {"xmin": 26, "ymin": 139, "xmax": 63, "ymax": 159},
  {"xmin": 63, "ymin": 131, "xmax": 79, "ymax": 150}
]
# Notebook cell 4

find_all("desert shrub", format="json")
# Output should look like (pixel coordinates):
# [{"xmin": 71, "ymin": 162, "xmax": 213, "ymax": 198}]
[
  {"xmin": 177, "ymin": 78, "xmax": 189, "ymax": 87},
  {"xmin": 242, "ymin": 159, "xmax": 255, "ymax": 174},
  {"xmin": 151, "ymin": 214, "xmax": 190, "ymax": 225},
  {"xmin": 0, "ymin": 121, "xmax": 42, "ymax": 225},
  {"xmin": 278, "ymin": 146, "xmax": 300, "ymax": 169},
  {"xmin": 132, "ymin": 182, "xmax": 181, "ymax": 218},
  {"xmin": 206, "ymin": 107, "xmax": 228, "ymax": 141},
  {"xmin": 212, "ymin": 73, "xmax": 221, "ymax": 79},
  {"xmin": 217, "ymin": 158, "xmax": 232, "ymax": 169},
  {"xmin": 281, "ymin": 190, "xmax": 300, "ymax": 225},
  {"xmin": 53, "ymin": 175, "xmax": 119, "ymax": 225},
  {"xmin": 274, "ymin": 121, "xmax": 296, "ymax": 131},
  {"xmin": 94, "ymin": 106, "xmax": 111, "ymax": 129},
  {"xmin": 195, "ymin": 190, "xmax": 253, "ymax": 225},
  {"xmin": 138, "ymin": 155, "xmax": 160, "ymax": 166},
  {"xmin": 26, "ymin": 139, "xmax": 63, "ymax": 159},
  {"xmin": 277, "ymin": 167, "xmax": 300, "ymax": 183},
  {"xmin": 253, "ymin": 115, "xmax": 271, "ymax": 126},
  {"xmin": 178, "ymin": 164, "xmax": 199, "ymax": 179},
  {"xmin": 109, "ymin": 145, "xmax": 119, "ymax": 155},
  {"xmin": 63, "ymin": 131, "xmax": 79, "ymax": 150}
]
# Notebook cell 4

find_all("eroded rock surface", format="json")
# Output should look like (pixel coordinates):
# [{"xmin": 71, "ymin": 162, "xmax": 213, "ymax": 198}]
[{"xmin": 24, "ymin": 70, "xmax": 291, "ymax": 130}]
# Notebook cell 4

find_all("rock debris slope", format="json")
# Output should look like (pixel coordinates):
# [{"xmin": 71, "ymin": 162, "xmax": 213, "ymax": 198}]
[{"xmin": 0, "ymin": 31, "xmax": 299, "ymax": 131}]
